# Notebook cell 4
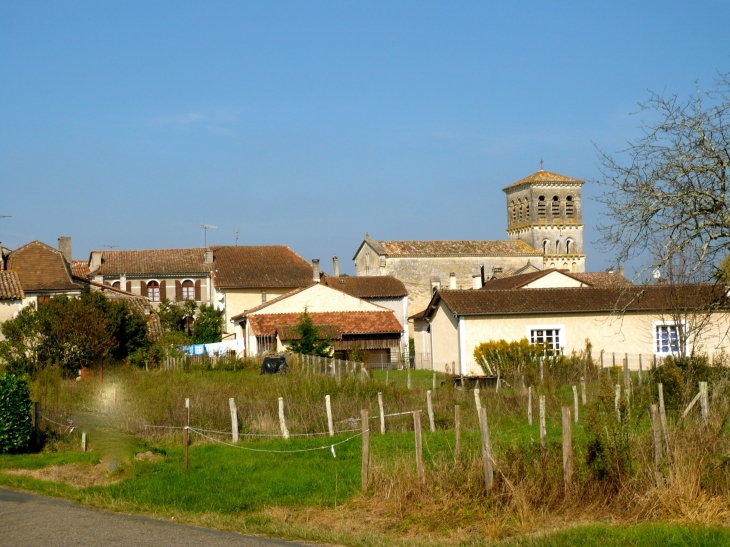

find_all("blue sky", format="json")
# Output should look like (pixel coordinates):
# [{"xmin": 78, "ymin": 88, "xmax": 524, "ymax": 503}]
[{"xmin": 1, "ymin": 1, "xmax": 729, "ymax": 275}]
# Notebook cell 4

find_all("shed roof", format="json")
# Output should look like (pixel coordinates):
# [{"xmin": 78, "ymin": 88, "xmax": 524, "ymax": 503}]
[
  {"xmin": 322, "ymin": 274, "xmax": 407, "ymax": 298},
  {"xmin": 247, "ymin": 311, "xmax": 404, "ymax": 337}
]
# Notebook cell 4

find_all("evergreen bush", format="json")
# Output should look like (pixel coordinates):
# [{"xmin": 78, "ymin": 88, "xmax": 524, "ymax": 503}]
[{"xmin": 0, "ymin": 374, "xmax": 33, "ymax": 453}]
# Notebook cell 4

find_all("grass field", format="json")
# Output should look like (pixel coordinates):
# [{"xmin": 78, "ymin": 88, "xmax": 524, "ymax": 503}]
[{"xmin": 1, "ymin": 361, "xmax": 729, "ymax": 546}]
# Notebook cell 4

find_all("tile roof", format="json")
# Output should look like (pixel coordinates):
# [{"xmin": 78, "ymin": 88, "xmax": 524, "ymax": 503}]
[
  {"xmin": 211, "ymin": 246, "xmax": 313, "ymax": 288},
  {"xmin": 481, "ymin": 269, "xmax": 566, "ymax": 290},
  {"xmin": 92, "ymin": 248, "xmax": 212, "ymax": 276},
  {"xmin": 568, "ymin": 272, "xmax": 633, "ymax": 288},
  {"xmin": 428, "ymin": 284, "xmax": 727, "ymax": 317},
  {"xmin": 366, "ymin": 239, "xmax": 541, "ymax": 257},
  {"xmin": 71, "ymin": 260, "xmax": 90, "ymax": 278},
  {"xmin": 6, "ymin": 240, "xmax": 82, "ymax": 292},
  {"xmin": 247, "ymin": 311, "xmax": 404, "ymax": 336},
  {"xmin": 321, "ymin": 274, "xmax": 408, "ymax": 298},
  {"xmin": 0, "ymin": 271, "xmax": 24, "ymax": 300},
  {"xmin": 503, "ymin": 170, "xmax": 584, "ymax": 191}
]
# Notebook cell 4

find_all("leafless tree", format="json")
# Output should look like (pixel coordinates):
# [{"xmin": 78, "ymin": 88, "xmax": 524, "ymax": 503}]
[{"xmin": 596, "ymin": 72, "xmax": 730, "ymax": 283}]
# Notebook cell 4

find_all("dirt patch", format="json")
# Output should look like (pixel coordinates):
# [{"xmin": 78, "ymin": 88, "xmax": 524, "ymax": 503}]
[
  {"xmin": 135, "ymin": 451, "xmax": 163, "ymax": 462},
  {"xmin": 3, "ymin": 461, "xmax": 122, "ymax": 488}
]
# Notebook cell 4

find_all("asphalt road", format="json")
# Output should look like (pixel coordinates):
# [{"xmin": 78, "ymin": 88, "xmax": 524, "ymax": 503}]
[{"xmin": 0, "ymin": 487, "xmax": 316, "ymax": 547}]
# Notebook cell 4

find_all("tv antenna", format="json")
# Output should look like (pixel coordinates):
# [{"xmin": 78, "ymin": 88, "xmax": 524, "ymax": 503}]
[
  {"xmin": 201, "ymin": 223, "xmax": 217, "ymax": 248},
  {"xmin": 104, "ymin": 245, "xmax": 118, "ymax": 249},
  {"xmin": 235, "ymin": 229, "xmax": 239, "ymax": 246}
]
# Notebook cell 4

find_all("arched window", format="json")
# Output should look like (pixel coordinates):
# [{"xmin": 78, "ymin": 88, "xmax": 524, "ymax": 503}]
[
  {"xmin": 551, "ymin": 195, "xmax": 560, "ymax": 217},
  {"xmin": 538, "ymin": 196, "xmax": 546, "ymax": 218},
  {"xmin": 566, "ymin": 239, "xmax": 573, "ymax": 254},
  {"xmin": 565, "ymin": 195, "xmax": 574, "ymax": 217},
  {"xmin": 555, "ymin": 240, "xmax": 561, "ymax": 254},
  {"xmin": 543, "ymin": 240, "xmax": 550, "ymax": 254},
  {"xmin": 182, "ymin": 280, "xmax": 195, "ymax": 300},
  {"xmin": 572, "ymin": 262, "xmax": 577, "ymax": 273},
  {"xmin": 518, "ymin": 201, "xmax": 523, "ymax": 223},
  {"xmin": 510, "ymin": 200, "xmax": 516, "ymax": 224},
  {"xmin": 112, "ymin": 281, "xmax": 120, "ymax": 289},
  {"xmin": 525, "ymin": 202, "xmax": 530, "ymax": 221},
  {"xmin": 147, "ymin": 280, "xmax": 160, "ymax": 302}
]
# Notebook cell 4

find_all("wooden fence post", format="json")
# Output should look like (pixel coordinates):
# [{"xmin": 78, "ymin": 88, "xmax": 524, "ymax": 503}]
[
  {"xmin": 580, "ymin": 376, "xmax": 587, "ymax": 405},
  {"xmin": 326, "ymin": 395, "xmax": 334, "ymax": 437},
  {"xmin": 454, "ymin": 405, "xmax": 461, "ymax": 465},
  {"xmin": 658, "ymin": 383, "xmax": 670, "ymax": 454},
  {"xmin": 650, "ymin": 404, "xmax": 662, "ymax": 478},
  {"xmin": 474, "ymin": 388, "xmax": 482, "ymax": 427},
  {"xmin": 432, "ymin": 372, "xmax": 436, "ymax": 390},
  {"xmin": 361, "ymin": 409, "xmax": 369, "ymax": 492},
  {"xmin": 614, "ymin": 384, "xmax": 621, "ymax": 422},
  {"xmin": 426, "ymin": 390, "xmax": 435, "ymax": 432},
  {"xmin": 700, "ymin": 381, "xmax": 709, "ymax": 423},
  {"xmin": 184, "ymin": 398, "xmax": 190, "ymax": 471},
  {"xmin": 527, "ymin": 386, "xmax": 533, "ymax": 426},
  {"xmin": 623, "ymin": 352, "xmax": 630, "ymax": 392},
  {"xmin": 229, "ymin": 398, "xmax": 239, "ymax": 443},
  {"xmin": 478, "ymin": 406, "xmax": 493, "ymax": 493},
  {"xmin": 278, "ymin": 397, "xmax": 289, "ymax": 439},
  {"xmin": 407, "ymin": 366, "xmax": 412, "ymax": 389},
  {"xmin": 413, "ymin": 411, "xmax": 424, "ymax": 486},
  {"xmin": 562, "ymin": 406, "xmax": 573, "ymax": 492},
  {"xmin": 377, "ymin": 392, "xmax": 385, "ymax": 434},
  {"xmin": 81, "ymin": 432, "xmax": 87, "ymax": 452},
  {"xmin": 572, "ymin": 385, "xmax": 579, "ymax": 423},
  {"xmin": 386, "ymin": 370, "xmax": 389, "ymax": 387},
  {"xmin": 539, "ymin": 395, "xmax": 546, "ymax": 454},
  {"xmin": 638, "ymin": 354, "xmax": 643, "ymax": 385}
]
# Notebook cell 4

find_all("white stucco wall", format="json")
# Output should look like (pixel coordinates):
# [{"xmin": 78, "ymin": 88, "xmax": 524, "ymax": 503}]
[{"xmin": 249, "ymin": 284, "xmax": 386, "ymax": 316}]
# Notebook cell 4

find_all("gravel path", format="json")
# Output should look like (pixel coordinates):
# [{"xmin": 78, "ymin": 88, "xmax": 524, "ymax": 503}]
[{"xmin": 0, "ymin": 487, "xmax": 317, "ymax": 547}]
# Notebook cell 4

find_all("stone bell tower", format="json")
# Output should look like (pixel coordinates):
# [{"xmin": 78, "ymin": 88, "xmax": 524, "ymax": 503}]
[{"xmin": 503, "ymin": 169, "xmax": 586, "ymax": 273}]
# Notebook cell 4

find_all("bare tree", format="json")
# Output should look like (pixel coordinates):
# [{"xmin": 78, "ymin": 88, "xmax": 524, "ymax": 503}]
[{"xmin": 596, "ymin": 72, "xmax": 730, "ymax": 283}]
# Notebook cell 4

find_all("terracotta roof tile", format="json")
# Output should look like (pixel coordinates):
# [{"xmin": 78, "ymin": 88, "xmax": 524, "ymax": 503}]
[
  {"xmin": 6, "ymin": 241, "xmax": 82, "ymax": 292},
  {"xmin": 369, "ymin": 239, "xmax": 541, "ymax": 257},
  {"xmin": 322, "ymin": 275, "xmax": 408, "ymax": 298},
  {"xmin": 71, "ymin": 260, "xmax": 90, "ymax": 278},
  {"xmin": 247, "ymin": 311, "xmax": 404, "ymax": 336},
  {"xmin": 0, "ymin": 271, "xmax": 24, "ymax": 300},
  {"xmin": 482, "ymin": 269, "xmax": 564, "ymax": 290},
  {"xmin": 93, "ymin": 248, "xmax": 212, "ymax": 276},
  {"xmin": 503, "ymin": 170, "xmax": 584, "ymax": 191},
  {"xmin": 430, "ymin": 284, "xmax": 727, "ymax": 316},
  {"xmin": 568, "ymin": 272, "xmax": 633, "ymax": 288},
  {"xmin": 211, "ymin": 246, "xmax": 313, "ymax": 288}
]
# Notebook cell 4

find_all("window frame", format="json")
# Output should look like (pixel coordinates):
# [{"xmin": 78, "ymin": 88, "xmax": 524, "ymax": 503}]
[
  {"xmin": 527, "ymin": 324, "xmax": 565, "ymax": 354},
  {"xmin": 147, "ymin": 280, "xmax": 161, "ymax": 302},
  {"xmin": 652, "ymin": 320, "xmax": 686, "ymax": 356},
  {"xmin": 181, "ymin": 279, "xmax": 195, "ymax": 301}
]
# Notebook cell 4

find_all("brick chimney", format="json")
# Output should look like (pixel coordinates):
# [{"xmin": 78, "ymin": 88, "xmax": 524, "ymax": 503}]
[
  {"xmin": 205, "ymin": 250, "xmax": 214, "ymax": 264},
  {"xmin": 333, "ymin": 255, "xmax": 339, "ymax": 277},
  {"xmin": 58, "ymin": 236, "xmax": 72, "ymax": 264},
  {"xmin": 449, "ymin": 272, "xmax": 457, "ymax": 290},
  {"xmin": 312, "ymin": 259, "xmax": 320, "ymax": 282}
]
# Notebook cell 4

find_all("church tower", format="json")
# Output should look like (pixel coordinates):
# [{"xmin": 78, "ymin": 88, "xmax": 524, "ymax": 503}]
[{"xmin": 503, "ymin": 169, "xmax": 586, "ymax": 272}]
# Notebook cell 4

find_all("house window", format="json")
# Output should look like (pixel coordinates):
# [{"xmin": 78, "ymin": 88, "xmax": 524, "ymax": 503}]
[
  {"xmin": 112, "ymin": 281, "xmax": 120, "ymax": 289},
  {"xmin": 538, "ymin": 196, "xmax": 546, "ymax": 218},
  {"xmin": 654, "ymin": 323, "xmax": 682, "ymax": 355},
  {"xmin": 529, "ymin": 325, "xmax": 564, "ymax": 353},
  {"xmin": 147, "ymin": 281, "xmax": 160, "ymax": 302},
  {"xmin": 182, "ymin": 280, "xmax": 195, "ymax": 300}
]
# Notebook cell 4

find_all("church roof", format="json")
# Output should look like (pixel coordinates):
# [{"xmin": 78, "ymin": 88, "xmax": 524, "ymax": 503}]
[
  {"xmin": 503, "ymin": 170, "xmax": 584, "ymax": 191},
  {"xmin": 357, "ymin": 238, "xmax": 541, "ymax": 258}
]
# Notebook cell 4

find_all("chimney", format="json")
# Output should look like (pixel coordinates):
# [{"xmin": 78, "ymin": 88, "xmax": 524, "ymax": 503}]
[
  {"xmin": 333, "ymin": 255, "xmax": 339, "ymax": 277},
  {"xmin": 449, "ymin": 272, "xmax": 457, "ymax": 290},
  {"xmin": 58, "ymin": 236, "xmax": 72, "ymax": 264},
  {"xmin": 205, "ymin": 250, "xmax": 214, "ymax": 264},
  {"xmin": 472, "ymin": 274, "xmax": 482, "ymax": 290},
  {"xmin": 120, "ymin": 273, "xmax": 127, "ymax": 290},
  {"xmin": 90, "ymin": 250, "xmax": 103, "ymax": 272},
  {"xmin": 312, "ymin": 259, "xmax": 321, "ymax": 282},
  {"xmin": 480, "ymin": 264, "xmax": 485, "ymax": 287}
]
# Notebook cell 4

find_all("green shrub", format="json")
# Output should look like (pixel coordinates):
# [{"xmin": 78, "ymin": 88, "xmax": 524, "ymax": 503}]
[{"xmin": 0, "ymin": 374, "xmax": 33, "ymax": 453}]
